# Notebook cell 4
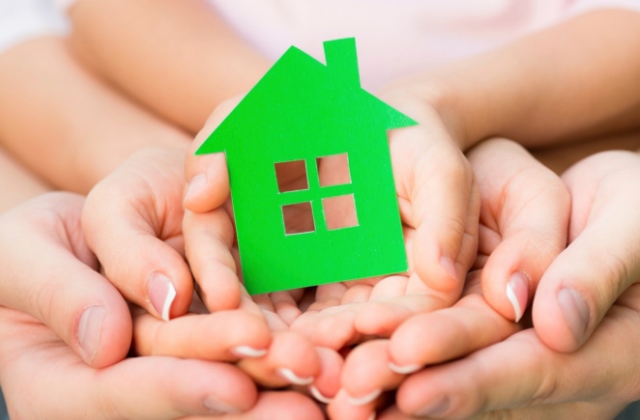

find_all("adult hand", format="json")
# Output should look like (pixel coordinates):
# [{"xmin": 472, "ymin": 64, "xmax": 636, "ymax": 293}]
[
  {"xmin": 0, "ymin": 193, "xmax": 318, "ymax": 419},
  {"xmin": 338, "ymin": 150, "xmax": 640, "ymax": 419},
  {"xmin": 323, "ymin": 138, "xmax": 569, "ymax": 419},
  {"xmin": 0, "ymin": 192, "xmax": 130, "ymax": 368}
]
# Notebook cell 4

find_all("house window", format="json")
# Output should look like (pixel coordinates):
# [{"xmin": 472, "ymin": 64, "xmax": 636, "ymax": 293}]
[
  {"xmin": 322, "ymin": 194, "xmax": 358, "ymax": 230},
  {"xmin": 275, "ymin": 159, "xmax": 309, "ymax": 192},
  {"xmin": 317, "ymin": 153, "xmax": 351, "ymax": 186},
  {"xmin": 276, "ymin": 153, "xmax": 358, "ymax": 235},
  {"xmin": 282, "ymin": 202, "xmax": 315, "ymax": 235}
]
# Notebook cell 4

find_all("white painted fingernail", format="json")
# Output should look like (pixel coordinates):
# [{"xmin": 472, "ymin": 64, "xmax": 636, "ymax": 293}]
[
  {"xmin": 147, "ymin": 272, "xmax": 176, "ymax": 321},
  {"xmin": 232, "ymin": 345, "xmax": 267, "ymax": 358},
  {"xmin": 347, "ymin": 389, "xmax": 381, "ymax": 406},
  {"xmin": 277, "ymin": 368, "xmax": 314, "ymax": 385},
  {"xmin": 506, "ymin": 272, "xmax": 529, "ymax": 322},
  {"xmin": 309, "ymin": 384, "xmax": 333, "ymax": 404},
  {"xmin": 388, "ymin": 361, "xmax": 421, "ymax": 374}
]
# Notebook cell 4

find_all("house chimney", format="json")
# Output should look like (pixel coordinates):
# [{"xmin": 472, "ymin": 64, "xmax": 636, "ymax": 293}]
[{"xmin": 323, "ymin": 38, "xmax": 360, "ymax": 87}]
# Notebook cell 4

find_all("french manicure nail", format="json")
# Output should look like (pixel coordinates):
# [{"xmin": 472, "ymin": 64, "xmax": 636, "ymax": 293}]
[
  {"xmin": 506, "ymin": 272, "xmax": 530, "ymax": 322},
  {"xmin": 277, "ymin": 368, "xmax": 314, "ymax": 385},
  {"xmin": 416, "ymin": 396, "xmax": 450, "ymax": 417},
  {"xmin": 309, "ymin": 384, "xmax": 333, "ymax": 404},
  {"xmin": 185, "ymin": 174, "xmax": 206, "ymax": 202},
  {"xmin": 147, "ymin": 272, "xmax": 176, "ymax": 321},
  {"xmin": 439, "ymin": 256, "xmax": 458, "ymax": 281},
  {"xmin": 557, "ymin": 287, "xmax": 589, "ymax": 342},
  {"xmin": 347, "ymin": 389, "xmax": 381, "ymax": 406},
  {"xmin": 388, "ymin": 361, "xmax": 421, "ymax": 374},
  {"xmin": 203, "ymin": 396, "xmax": 241, "ymax": 415},
  {"xmin": 232, "ymin": 345, "xmax": 267, "ymax": 358},
  {"xmin": 77, "ymin": 306, "xmax": 105, "ymax": 364}
]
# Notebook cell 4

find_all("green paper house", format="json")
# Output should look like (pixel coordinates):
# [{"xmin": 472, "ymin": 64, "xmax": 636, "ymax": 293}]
[{"xmin": 196, "ymin": 38, "xmax": 417, "ymax": 295}]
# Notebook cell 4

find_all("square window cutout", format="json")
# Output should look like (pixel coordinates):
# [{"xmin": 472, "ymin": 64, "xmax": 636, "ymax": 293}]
[
  {"xmin": 317, "ymin": 153, "xmax": 351, "ymax": 187},
  {"xmin": 322, "ymin": 194, "xmax": 358, "ymax": 230},
  {"xmin": 282, "ymin": 202, "xmax": 315, "ymax": 235},
  {"xmin": 275, "ymin": 160, "xmax": 308, "ymax": 193}
]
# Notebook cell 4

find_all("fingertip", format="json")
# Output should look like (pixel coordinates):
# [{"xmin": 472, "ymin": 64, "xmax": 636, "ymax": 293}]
[
  {"xmin": 183, "ymin": 152, "xmax": 230, "ymax": 213},
  {"xmin": 533, "ymin": 283, "xmax": 592, "ymax": 353}
]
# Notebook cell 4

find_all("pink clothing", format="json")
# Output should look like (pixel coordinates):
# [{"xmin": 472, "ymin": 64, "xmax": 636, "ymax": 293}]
[{"xmin": 209, "ymin": 0, "xmax": 640, "ymax": 90}]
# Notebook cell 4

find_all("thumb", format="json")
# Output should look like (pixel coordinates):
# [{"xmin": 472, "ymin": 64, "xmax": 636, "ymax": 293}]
[
  {"xmin": 534, "ymin": 151, "xmax": 640, "ymax": 352},
  {"xmin": 0, "ymin": 193, "xmax": 131, "ymax": 368},
  {"xmin": 184, "ymin": 96, "xmax": 242, "ymax": 213},
  {"xmin": 468, "ymin": 139, "xmax": 570, "ymax": 322}
]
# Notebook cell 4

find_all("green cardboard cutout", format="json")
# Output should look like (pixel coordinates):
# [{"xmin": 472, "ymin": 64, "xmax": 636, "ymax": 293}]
[{"xmin": 196, "ymin": 38, "xmax": 417, "ymax": 295}]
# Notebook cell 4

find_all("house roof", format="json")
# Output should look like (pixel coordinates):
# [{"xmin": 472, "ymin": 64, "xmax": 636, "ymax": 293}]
[{"xmin": 196, "ymin": 37, "xmax": 417, "ymax": 156}]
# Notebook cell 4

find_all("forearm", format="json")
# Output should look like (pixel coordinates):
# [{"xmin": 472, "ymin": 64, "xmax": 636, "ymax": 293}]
[
  {"xmin": 0, "ymin": 37, "xmax": 190, "ymax": 193},
  {"xmin": 68, "ymin": 0, "xmax": 271, "ymax": 133},
  {"xmin": 398, "ymin": 9, "xmax": 640, "ymax": 149}
]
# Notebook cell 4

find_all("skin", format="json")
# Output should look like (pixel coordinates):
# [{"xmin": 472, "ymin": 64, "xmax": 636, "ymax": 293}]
[
  {"xmin": 0, "ymin": 37, "xmax": 190, "ymax": 193},
  {"xmin": 0, "ymin": 192, "xmax": 325, "ymax": 419},
  {"xmin": 332, "ymin": 149, "xmax": 640, "ymax": 419}
]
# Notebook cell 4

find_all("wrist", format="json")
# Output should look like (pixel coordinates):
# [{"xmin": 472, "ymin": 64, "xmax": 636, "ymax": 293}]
[{"xmin": 379, "ymin": 77, "xmax": 475, "ymax": 151}]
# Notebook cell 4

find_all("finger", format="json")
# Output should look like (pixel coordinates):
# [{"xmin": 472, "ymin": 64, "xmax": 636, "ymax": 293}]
[
  {"xmin": 390, "ymin": 119, "xmax": 479, "ymax": 294},
  {"xmin": 237, "ymin": 330, "xmax": 320, "ymax": 388},
  {"xmin": 218, "ymin": 391, "xmax": 325, "ymax": 420},
  {"xmin": 82, "ymin": 149, "xmax": 193, "ymax": 321},
  {"xmin": 340, "ymin": 340, "xmax": 404, "ymax": 405},
  {"xmin": 0, "ymin": 193, "xmax": 131, "ymax": 368},
  {"xmin": 327, "ymin": 388, "xmax": 380, "ymax": 420},
  {"xmin": 308, "ymin": 346, "xmax": 344, "ymax": 404},
  {"xmin": 183, "ymin": 207, "xmax": 242, "ymax": 311},
  {"xmin": 132, "ymin": 310, "xmax": 270, "ymax": 362},
  {"xmin": 184, "ymin": 97, "xmax": 242, "ymax": 213},
  {"xmin": 0, "ymin": 309, "xmax": 257, "ymax": 419},
  {"xmin": 534, "ymin": 151, "xmax": 640, "ymax": 351},
  {"xmin": 395, "ymin": 285, "xmax": 640, "ymax": 417},
  {"xmin": 468, "ymin": 138, "xmax": 570, "ymax": 322},
  {"xmin": 387, "ymin": 292, "xmax": 520, "ymax": 372}
]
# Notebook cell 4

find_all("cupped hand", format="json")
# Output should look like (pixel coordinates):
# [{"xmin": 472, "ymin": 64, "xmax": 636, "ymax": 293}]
[
  {"xmin": 184, "ymin": 92, "xmax": 481, "ymax": 349},
  {"xmin": 0, "ymin": 192, "xmax": 131, "ymax": 367},
  {"xmin": 322, "ymin": 138, "xmax": 569, "ymax": 419},
  {"xmin": 533, "ymin": 150, "xmax": 640, "ymax": 352}
]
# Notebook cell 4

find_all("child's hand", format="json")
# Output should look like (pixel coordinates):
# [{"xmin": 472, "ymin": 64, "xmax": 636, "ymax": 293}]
[
  {"xmin": 82, "ymin": 146, "xmax": 340, "ymax": 396},
  {"xmin": 184, "ymin": 93, "xmax": 481, "ymax": 340},
  {"xmin": 287, "ymin": 138, "xmax": 568, "ymax": 354}
]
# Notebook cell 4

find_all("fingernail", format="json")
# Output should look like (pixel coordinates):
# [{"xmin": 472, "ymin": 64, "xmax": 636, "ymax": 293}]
[
  {"xmin": 368, "ymin": 413, "xmax": 377, "ymax": 420},
  {"xmin": 277, "ymin": 368, "xmax": 314, "ymax": 385},
  {"xmin": 439, "ymin": 256, "xmax": 458, "ymax": 281},
  {"xmin": 185, "ymin": 174, "xmax": 206, "ymax": 202},
  {"xmin": 147, "ymin": 272, "xmax": 176, "ymax": 321},
  {"xmin": 506, "ymin": 272, "xmax": 530, "ymax": 322},
  {"xmin": 388, "ymin": 361, "xmax": 421, "ymax": 374},
  {"xmin": 347, "ymin": 389, "xmax": 381, "ymax": 406},
  {"xmin": 203, "ymin": 396, "xmax": 241, "ymax": 415},
  {"xmin": 77, "ymin": 305, "xmax": 105, "ymax": 364},
  {"xmin": 309, "ymin": 384, "xmax": 333, "ymax": 404},
  {"xmin": 232, "ymin": 345, "xmax": 267, "ymax": 358},
  {"xmin": 557, "ymin": 287, "xmax": 590, "ymax": 342},
  {"xmin": 416, "ymin": 396, "xmax": 450, "ymax": 417}
]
